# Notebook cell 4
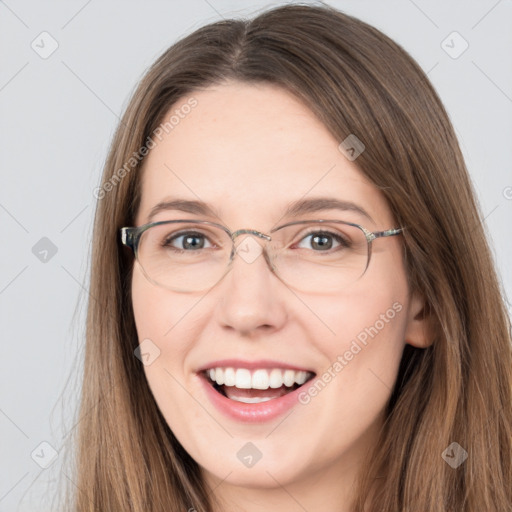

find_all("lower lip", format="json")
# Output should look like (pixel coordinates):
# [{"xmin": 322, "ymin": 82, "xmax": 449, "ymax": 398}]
[{"xmin": 198, "ymin": 373, "xmax": 308, "ymax": 423}]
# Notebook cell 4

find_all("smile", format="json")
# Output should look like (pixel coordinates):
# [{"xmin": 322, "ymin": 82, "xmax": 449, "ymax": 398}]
[
  {"xmin": 197, "ymin": 362, "xmax": 317, "ymax": 422},
  {"xmin": 204, "ymin": 367, "xmax": 315, "ymax": 403}
]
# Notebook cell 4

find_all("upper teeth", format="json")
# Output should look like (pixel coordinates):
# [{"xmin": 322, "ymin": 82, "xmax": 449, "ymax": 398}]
[{"xmin": 206, "ymin": 367, "xmax": 312, "ymax": 389}]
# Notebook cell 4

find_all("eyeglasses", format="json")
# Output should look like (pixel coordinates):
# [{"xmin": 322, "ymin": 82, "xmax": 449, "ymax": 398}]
[{"xmin": 120, "ymin": 219, "xmax": 404, "ymax": 293}]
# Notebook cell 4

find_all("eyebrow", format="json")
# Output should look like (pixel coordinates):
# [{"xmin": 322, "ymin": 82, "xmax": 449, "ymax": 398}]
[{"xmin": 146, "ymin": 197, "xmax": 375, "ymax": 225}]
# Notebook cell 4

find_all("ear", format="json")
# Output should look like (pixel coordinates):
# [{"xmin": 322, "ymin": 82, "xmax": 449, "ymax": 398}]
[{"xmin": 404, "ymin": 291, "xmax": 435, "ymax": 349}]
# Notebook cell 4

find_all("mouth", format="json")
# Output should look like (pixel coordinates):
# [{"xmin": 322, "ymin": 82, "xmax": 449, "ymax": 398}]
[{"xmin": 201, "ymin": 367, "xmax": 316, "ymax": 404}]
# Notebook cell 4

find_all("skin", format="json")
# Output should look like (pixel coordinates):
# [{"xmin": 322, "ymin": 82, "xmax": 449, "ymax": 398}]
[{"xmin": 131, "ymin": 80, "xmax": 433, "ymax": 512}]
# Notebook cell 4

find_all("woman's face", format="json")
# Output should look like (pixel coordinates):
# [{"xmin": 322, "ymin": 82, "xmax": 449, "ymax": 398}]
[{"xmin": 131, "ymin": 81, "xmax": 430, "ymax": 504}]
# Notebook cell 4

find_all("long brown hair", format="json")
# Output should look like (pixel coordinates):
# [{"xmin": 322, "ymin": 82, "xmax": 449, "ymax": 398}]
[{"xmin": 62, "ymin": 4, "xmax": 512, "ymax": 511}]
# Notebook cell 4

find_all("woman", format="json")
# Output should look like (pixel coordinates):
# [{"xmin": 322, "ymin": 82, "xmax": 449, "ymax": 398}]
[{"xmin": 66, "ymin": 4, "xmax": 512, "ymax": 511}]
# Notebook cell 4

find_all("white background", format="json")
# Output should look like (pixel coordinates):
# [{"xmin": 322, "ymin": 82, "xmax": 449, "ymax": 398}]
[{"xmin": 1, "ymin": 1, "xmax": 511, "ymax": 510}]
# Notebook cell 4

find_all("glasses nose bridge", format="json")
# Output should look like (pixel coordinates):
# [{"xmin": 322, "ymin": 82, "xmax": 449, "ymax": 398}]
[
  {"xmin": 231, "ymin": 228, "xmax": 272, "ymax": 243},
  {"xmin": 228, "ymin": 228, "xmax": 276, "ymax": 271}
]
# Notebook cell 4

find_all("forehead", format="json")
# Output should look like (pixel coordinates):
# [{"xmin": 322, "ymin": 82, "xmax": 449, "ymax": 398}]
[{"xmin": 136, "ymin": 81, "xmax": 392, "ymax": 228}]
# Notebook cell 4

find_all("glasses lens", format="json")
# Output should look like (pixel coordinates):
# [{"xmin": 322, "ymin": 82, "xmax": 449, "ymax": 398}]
[
  {"xmin": 135, "ymin": 220, "xmax": 369, "ymax": 293},
  {"xmin": 270, "ymin": 221, "xmax": 369, "ymax": 293},
  {"xmin": 136, "ymin": 222, "xmax": 232, "ymax": 292}
]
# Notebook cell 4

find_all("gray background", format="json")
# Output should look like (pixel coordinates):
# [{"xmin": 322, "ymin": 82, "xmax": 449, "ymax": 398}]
[{"xmin": 1, "ymin": 1, "xmax": 511, "ymax": 510}]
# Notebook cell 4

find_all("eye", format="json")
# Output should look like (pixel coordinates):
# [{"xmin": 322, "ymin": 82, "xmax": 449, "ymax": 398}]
[
  {"xmin": 295, "ymin": 230, "xmax": 350, "ymax": 251},
  {"xmin": 163, "ymin": 231, "xmax": 214, "ymax": 251}
]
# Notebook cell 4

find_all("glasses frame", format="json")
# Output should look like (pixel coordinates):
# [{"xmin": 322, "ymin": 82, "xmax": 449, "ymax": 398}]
[{"xmin": 120, "ymin": 218, "xmax": 404, "ymax": 291}]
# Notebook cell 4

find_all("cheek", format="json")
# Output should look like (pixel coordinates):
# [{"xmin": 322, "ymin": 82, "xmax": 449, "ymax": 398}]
[
  {"xmin": 307, "ymin": 266, "xmax": 407, "ymax": 357},
  {"xmin": 292, "ymin": 278, "xmax": 408, "ymax": 456},
  {"xmin": 131, "ymin": 265, "xmax": 198, "ymax": 348},
  {"xmin": 131, "ymin": 264, "xmax": 213, "ymax": 389},
  {"xmin": 131, "ymin": 268, "xmax": 167, "ymax": 339},
  {"xmin": 131, "ymin": 267, "xmax": 192, "ymax": 392},
  {"xmin": 303, "ymin": 288, "xmax": 407, "ymax": 394},
  {"xmin": 299, "ymin": 257, "xmax": 409, "ymax": 402},
  {"xmin": 131, "ymin": 267, "xmax": 197, "ymax": 409}
]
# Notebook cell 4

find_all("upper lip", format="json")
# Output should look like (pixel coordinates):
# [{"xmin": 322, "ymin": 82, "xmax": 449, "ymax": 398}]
[{"xmin": 196, "ymin": 359, "xmax": 316, "ymax": 374}]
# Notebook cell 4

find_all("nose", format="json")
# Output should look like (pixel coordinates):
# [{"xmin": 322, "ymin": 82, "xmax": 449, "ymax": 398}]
[{"xmin": 214, "ymin": 234, "xmax": 288, "ymax": 335}]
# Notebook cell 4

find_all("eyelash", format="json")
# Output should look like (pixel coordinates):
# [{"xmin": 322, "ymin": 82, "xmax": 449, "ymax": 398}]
[
  {"xmin": 294, "ymin": 229, "xmax": 350, "ymax": 250},
  {"xmin": 162, "ymin": 229, "xmax": 350, "ymax": 252}
]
